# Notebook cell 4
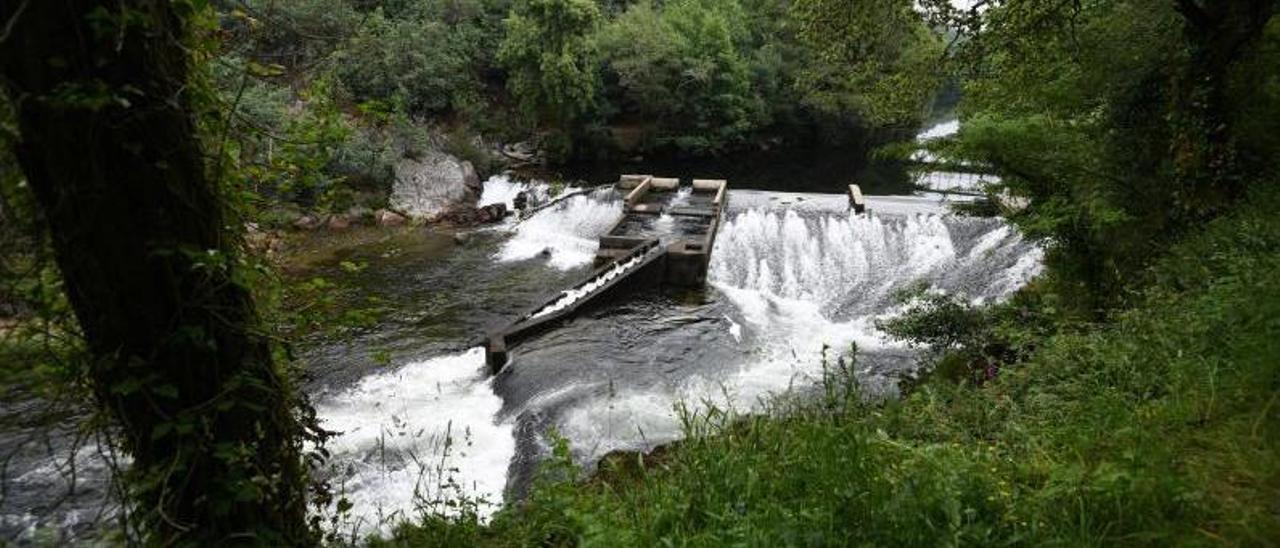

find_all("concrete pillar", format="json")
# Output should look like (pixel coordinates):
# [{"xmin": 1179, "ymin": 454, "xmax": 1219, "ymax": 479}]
[
  {"xmin": 486, "ymin": 334, "xmax": 508, "ymax": 374},
  {"xmin": 848, "ymin": 184, "xmax": 865, "ymax": 213},
  {"xmin": 650, "ymin": 177, "xmax": 680, "ymax": 190},
  {"xmin": 624, "ymin": 178, "xmax": 652, "ymax": 208},
  {"xmin": 617, "ymin": 174, "xmax": 652, "ymax": 190}
]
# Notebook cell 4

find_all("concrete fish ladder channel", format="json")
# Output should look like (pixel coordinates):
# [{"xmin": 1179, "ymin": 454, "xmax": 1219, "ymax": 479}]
[{"xmin": 484, "ymin": 175, "xmax": 728, "ymax": 372}]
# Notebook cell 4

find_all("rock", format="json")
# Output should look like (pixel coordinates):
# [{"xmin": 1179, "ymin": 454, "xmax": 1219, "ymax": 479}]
[
  {"xmin": 501, "ymin": 141, "xmax": 539, "ymax": 163},
  {"xmin": 345, "ymin": 206, "xmax": 373, "ymax": 224},
  {"xmin": 438, "ymin": 202, "xmax": 508, "ymax": 227},
  {"xmin": 453, "ymin": 233, "xmax": 469, "ymax": 245},
  {"xmin": 479, "ymin": 202, "xmax": 508, "ymax": 223},
  {"xmin": 327, "ymin": 215, "xmax": 351, "ymax": 231},
  {"xmin": 293, "ymin": 215, "xmax": 320, "ymax": 230},
  {"xmin": 244, "ymin": 223, "xmax": 285, "ymax": 255},
  {"xmin": 513, "ymin": 191, "xmax": 529, "ymax": 211},
  {"xmin": 375, "ymin": 209, "xmax": 406, "ymax": 227},
  {"xmin": 390, "ymin": 151, "xmax": 482, "ymax": 219},
  {"xmin": 245, "ymin": 223, "xmax": 268, "ymax": 249}
]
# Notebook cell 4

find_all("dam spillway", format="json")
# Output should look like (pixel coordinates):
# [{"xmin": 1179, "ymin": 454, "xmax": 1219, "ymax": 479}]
[
  {"xmin": 485, "ymin": 175, "xmax": 728, "ymax": 372},
  {"xmin": 0, "ymin": 121, "xmax": 1049, "ymax": 542}
]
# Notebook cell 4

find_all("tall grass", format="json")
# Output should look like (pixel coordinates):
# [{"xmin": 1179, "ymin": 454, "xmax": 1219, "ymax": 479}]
[{"xmin": 380, "ymin": 185, "xmax": 1280, "ymax": 546}]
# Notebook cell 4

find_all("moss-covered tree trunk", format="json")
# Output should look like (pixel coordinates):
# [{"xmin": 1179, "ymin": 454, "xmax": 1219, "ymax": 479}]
[
  {"xmin": 0, "ymin": 0, "xmax": 310, "ymax": 543},
  {"xmin": 1170, "ymin": 0, "xmax": 1275, "ymax": 214}
]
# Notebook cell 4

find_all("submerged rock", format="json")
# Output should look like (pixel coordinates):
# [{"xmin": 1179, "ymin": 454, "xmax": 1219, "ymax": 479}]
[
  {"xmin": 390, "ymin": 151, "xmax": 482, "ymax": 219},
  {"xmin": 501, "ymin": 141, "xmax": 540, "ymax": 164},
  {"xmin": 439, "ymin": 202, "xmax": 509, "ymax": 227},
  {"xmin": 375, "ymin": 209, "xmax": 407, "ymax": 227}
]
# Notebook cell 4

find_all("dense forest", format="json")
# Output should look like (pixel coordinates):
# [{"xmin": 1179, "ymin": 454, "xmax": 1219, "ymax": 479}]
[{"xmin": 1, "ymin": 0, "xmax": 1278, "ymax": 545}]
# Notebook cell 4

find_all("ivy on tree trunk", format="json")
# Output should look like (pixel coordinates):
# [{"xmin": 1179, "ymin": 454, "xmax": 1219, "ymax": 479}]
[{"xmin": 0, "ymin": 0, "xmax": 312, "ymax": 543}]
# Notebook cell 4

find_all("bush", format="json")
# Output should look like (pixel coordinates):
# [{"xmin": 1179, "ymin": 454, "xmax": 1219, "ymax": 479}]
[
  {"xmin": 598, "ymin": 0, "xmax": 765, "ymax": 154},
  {"xmin": 498, "ymin": 0, "xmax": 603, "ymax": 132},
  {"xmin": 335, "ymin": 9, "xmax": 487, "ymax": 115}
]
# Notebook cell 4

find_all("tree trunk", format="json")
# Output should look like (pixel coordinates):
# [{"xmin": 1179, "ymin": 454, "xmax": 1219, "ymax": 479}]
[
  {"xmin": 0, "ymin": 1, "xmax": 310, "ymax": 543},
  {"xmin": 1170, "ymin": 0, "xmax": 1275, "ymax": 214}
]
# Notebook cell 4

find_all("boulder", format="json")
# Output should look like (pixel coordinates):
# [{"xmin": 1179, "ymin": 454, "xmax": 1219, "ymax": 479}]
[
  {"xmin": 501, "ymin": 141, "xmax": 540, "ymax": 163},
  {"xmin": 375, "ymin": 209, "xmax": 406, "ymax": 227},
  {"xmin": 327, "ymin": 215, "xmax": 351, "ymax": 231},
  {"xmin": 390, "ymin": 151, "xmax": 482, "ymax": 219},
  {"xmin": 479, "ymin": 202, "xmax": 509, "ymax": 223},
  {"xmin": 293, "ymin": 215, "xmax": 320, "ymax": 230},
  {"xmin": 438, "ymin": 202, "xmax": 509, "ymax": 227},
  {"xmin": 513, "ymin": 191, "xmax": 529, "ymax": 211}
]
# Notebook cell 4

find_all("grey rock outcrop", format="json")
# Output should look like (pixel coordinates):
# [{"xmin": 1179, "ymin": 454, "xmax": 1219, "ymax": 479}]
[{"xmin": 390, "ymin": 151, "xmax": 482, "ymax": 219}]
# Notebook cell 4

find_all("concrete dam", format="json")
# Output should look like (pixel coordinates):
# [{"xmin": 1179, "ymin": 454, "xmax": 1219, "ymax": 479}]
[{"xmin": 485, "ymin": 175, "xmax": 728, "ymax": 372}]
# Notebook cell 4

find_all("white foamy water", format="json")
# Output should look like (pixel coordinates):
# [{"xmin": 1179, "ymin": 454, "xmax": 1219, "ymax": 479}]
[
  {"xmin": 910, "ymin": 119, "xmax": 1001, "ymax": 194},
  {"xmin": 710, "ymin": 209, "xmax": 959, "ymax": 304},
  {"xmin": 495, "ymin": 189, "xmax": 622, "ymax": 270},
  {"xmin": 918, "ymin": 119, "xmax": 959, "ymax": 141},
  {"xmin": 915, "ymin": 171, "xmax": 1001, "ymax": 193},
  {"xmin": 316, "ymin": 348, "xmax": 514, "ymax": 533},
  {"xmin": 477, "ymin": 174, "xmax": 557, "ymax": 210},
  {"xmin": 530, "ymin": 253, "xmax": 644, "ymax": 320},
  {"xmin": 544, "ymin": 201, "xmax": 1040, "ymax": 472}
]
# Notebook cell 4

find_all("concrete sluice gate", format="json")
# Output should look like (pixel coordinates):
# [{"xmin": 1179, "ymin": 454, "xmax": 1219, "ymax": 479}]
[{"xmin": 485, "ymin": 175, "xmax": 728, "ymax": 372}]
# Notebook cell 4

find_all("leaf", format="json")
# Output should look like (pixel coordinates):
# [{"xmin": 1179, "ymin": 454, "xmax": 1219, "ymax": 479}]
[
  {"xmin": 246, "ymin": 62, "xmax": 286, "ymax": 78},
  {"xmin": 150, "ymin": 422, "xmax": 173, "ymax": 441},
  {"xmin": 152, "ymin": 383, "xmax": 180, "ymax": 399}
]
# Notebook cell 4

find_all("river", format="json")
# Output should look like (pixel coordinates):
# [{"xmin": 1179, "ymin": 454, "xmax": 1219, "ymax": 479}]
[{"xmin": 0, "ymin": 121, "xmax": 1040, "ymax": 542}]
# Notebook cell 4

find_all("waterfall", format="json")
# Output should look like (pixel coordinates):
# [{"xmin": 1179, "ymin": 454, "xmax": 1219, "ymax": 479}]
[
  {"xmin": 315, "ymin": 348, "xmax": 514, "ymax": 531},
  {"xmin": 494, "ymin": 188, "xmax": 621, "ymax": 270}
]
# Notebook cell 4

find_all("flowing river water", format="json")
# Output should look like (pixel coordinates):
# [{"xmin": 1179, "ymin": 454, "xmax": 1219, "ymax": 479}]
[{"xmin": 0, "ymin": 122, "xmax": 1041, "ymax": 542}]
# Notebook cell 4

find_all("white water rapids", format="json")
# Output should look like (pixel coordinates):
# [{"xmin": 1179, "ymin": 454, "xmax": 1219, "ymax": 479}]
[
  {"xmin": 0, "ymin": 123, "xmax": 1042, "ymax": 543},
  {"xmin": 311, "ymin": 177, "xmax": 1042, "ymax": 536}
]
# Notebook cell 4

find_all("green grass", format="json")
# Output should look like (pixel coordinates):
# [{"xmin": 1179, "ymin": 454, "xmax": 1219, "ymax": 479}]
[{"xmin": 380, "ymin": 186, "xmax": 1280, "ymax": 547}]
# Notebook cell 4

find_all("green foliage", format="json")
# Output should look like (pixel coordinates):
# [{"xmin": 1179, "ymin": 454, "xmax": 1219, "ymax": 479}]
[
  {"xmin": 216, "ymin": 65, "xmax": 353, "ymax": 209},
  {"xmin": 334, "ymin": 4, "xmax": 495, "ymax": 115},
  {"xmin": 599, "ymin": 0, "xmax": 764, "ymax": 153},
  {"xmin": 498, "ymin": 0, "xmax": 603, "ymax": 134},
  {"xmin": 234, "ymin": 0, "xmax": 362, "ymax": 69},
  {"xmin": 792, "ymin": 0, "xmax": 945, "ymax": 126},
  {"xmin": 938, "ymin": 0, "xmax": 1280, "ymax": 317}
]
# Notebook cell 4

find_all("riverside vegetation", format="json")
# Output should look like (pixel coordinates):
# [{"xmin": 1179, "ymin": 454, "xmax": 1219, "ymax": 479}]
[{"xmin": 0, "ymin": 0, "xmax": 1278, "ymax": 545}]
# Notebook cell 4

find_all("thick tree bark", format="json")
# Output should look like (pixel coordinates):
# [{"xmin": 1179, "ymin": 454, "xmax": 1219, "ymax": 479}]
[
  {"xmin": 1169, "ymin": 0, "xmax": 1275, "ymax": 213},
  {"xmin": 1, "ymin": 0, "xmax": 310, "ymax": 543}
]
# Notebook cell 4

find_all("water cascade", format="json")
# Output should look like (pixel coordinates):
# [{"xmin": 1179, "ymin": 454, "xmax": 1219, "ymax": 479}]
[{"xmin": 0, "ymin": 126, "xmax": 1043, "ymax": 543}]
